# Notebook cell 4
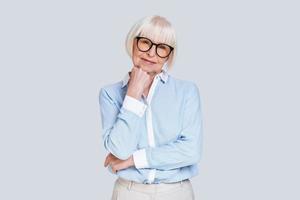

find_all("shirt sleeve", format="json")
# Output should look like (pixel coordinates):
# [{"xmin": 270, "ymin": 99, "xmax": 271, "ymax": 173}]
[
  {"xmin": 99, "ymin": 88, "xmax": 147, "ymax": 160},
  {"xmin": 133, "ymin": 83, "xmax": 203, "ymax": 170}
]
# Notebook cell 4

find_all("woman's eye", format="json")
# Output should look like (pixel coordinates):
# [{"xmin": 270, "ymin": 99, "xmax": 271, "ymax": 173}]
[
  {"xmin": 142, "ymin": 41, "xmax": 150, "ymax": 45},
  {"xmin": 158, "ymin": 45, "xmax": 168, "ymax": 50}
]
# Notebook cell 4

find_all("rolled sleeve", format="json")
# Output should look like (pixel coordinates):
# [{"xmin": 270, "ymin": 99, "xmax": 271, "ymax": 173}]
[
  {"xmin": 122, "ymin": 95, "xmax": 147, "ymax": 117},
  {"xmin": 133, "ymin": 148, "xmax": 149, "ymax": 169}
]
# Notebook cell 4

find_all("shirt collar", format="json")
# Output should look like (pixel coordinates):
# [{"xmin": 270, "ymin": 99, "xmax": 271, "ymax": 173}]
[{"xmin": 121, "ymin": 66, "xmax": 169, "ymax": 88}]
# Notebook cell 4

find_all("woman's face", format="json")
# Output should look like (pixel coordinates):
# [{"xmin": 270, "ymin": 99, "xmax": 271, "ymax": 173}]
[{"xmin": 132, "ymin": 37, "xmax": 169, "ymax": 77}]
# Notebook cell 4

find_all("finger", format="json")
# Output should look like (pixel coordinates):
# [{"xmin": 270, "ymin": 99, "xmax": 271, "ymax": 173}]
[
  {"xmin": 104, "ymin": 153, "xmax": 113, "ymax": 167},
  {"xmin": 110, "ymin": 161, "xmax": 118, "ymax": 173},
  {"xmin": 110, "ymin": 153, "xmax": 118, "ymax": 159},
  {"xmin": 111, "ymin": 166, "xmax": 117, "ymax": 174},
  {"xmin": 112, "ymin": 160, "xmax": 128, "ymax": 174},
  {"xmin": 106, "ymin": 159, "xmax": 115, "ymax": 169},
  {"xmin": 111, "ymin": 163, "xmax": 120, "ymax": 174},
  {"xmin": 104, "ymin": 156, "xmax": 109, "ymax": 167},
  {"xmin": 106, "ymin": 155, "xmax": 120, "ymax": 168}
]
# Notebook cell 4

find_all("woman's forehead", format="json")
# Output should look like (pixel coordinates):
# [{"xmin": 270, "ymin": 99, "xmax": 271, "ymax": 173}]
[{"xmin": 140, "ymin": 33, "xmax": 161, "ymax": 42}]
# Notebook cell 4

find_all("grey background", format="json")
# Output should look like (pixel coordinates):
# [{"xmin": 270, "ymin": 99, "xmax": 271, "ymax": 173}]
[{"xmin": 0, "ymin": 0, "xmax": 299, "ymax": 199}]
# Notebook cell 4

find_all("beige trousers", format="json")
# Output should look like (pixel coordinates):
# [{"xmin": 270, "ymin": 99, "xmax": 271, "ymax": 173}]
[{"xmin": 111, "ymin": 177, "xmax": 195, "ymax": 200}]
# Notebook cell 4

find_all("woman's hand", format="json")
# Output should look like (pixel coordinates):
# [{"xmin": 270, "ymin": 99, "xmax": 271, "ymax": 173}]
[
  {"xmin": 126, "ymin": 65, "xmax": 153, "ymax": 100},
  {"xmin": 104, "ymin": 153, "xmax": 135, "ymax": 173}
]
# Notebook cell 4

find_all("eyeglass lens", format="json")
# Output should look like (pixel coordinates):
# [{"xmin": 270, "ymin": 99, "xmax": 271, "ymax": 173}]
[{"xmin": 137, "ymin": 37, "xmax": 172, "ymax": 58}]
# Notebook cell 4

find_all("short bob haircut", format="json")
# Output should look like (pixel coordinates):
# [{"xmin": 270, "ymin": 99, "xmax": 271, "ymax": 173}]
[{"xmin": 125, "ymin": 15, "xmax": 177, "ymax": 70}]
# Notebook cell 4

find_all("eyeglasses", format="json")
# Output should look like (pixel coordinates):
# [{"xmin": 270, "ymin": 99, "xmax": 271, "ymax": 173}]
[{"xmin": 135, "ymin": 36, "xmax": 174, "ymax": 58}]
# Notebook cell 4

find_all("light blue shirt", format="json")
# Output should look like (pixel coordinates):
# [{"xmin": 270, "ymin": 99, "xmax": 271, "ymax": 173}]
[{"xmin": 98, "ymin": 68, "xmax": 203, "ymax": 184}]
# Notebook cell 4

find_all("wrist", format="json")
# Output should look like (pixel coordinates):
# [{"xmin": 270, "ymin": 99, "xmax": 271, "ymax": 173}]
[
  {"xmin": 128, "ymin": 155, "xmax": 135, "ymax": 167},
  {"xmin": 126, "ymin": 91, "xmax": 142, "ymax": 100}
]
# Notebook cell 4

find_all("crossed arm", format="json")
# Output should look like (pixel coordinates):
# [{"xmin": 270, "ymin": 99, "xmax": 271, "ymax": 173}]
[{"xmin": 98, "ymin": 83, "xmax": 203, "ymax": 173}]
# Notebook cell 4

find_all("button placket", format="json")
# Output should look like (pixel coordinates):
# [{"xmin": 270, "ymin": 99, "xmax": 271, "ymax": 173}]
[{"xmin": 145, "ymin": 75, "xmax": 160, "ymax": 183}]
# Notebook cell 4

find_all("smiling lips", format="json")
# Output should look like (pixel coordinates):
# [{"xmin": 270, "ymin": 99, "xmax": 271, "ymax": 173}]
[{"xmin": 141, "ymin": 57, "xmax": 156, "ymax": 64}]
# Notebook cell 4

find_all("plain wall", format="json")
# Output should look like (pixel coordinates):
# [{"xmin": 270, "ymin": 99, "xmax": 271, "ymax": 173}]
[{"xmin": 0, "ymin": 0, "xmax": 299, "ymax": 199}]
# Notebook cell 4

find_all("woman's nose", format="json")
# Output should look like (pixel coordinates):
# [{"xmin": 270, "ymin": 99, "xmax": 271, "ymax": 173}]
[{"xmin": 147, "ymin": 45, "xmax": 156, "ymax": 57}]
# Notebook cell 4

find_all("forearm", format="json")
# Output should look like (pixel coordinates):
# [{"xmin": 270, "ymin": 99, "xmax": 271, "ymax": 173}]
[
  {"xmin": 100, "ymin": 89, "xmax": 147, "ymax": 160},
  {"xmin": 133, "ymin": 129, "xmax": 203, "ymax": 170}
]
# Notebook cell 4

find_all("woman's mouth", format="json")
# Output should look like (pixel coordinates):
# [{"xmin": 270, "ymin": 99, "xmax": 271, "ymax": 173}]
[{"xmin": 141, "ymin": 58, "xmax": 156, "ymax": 65}]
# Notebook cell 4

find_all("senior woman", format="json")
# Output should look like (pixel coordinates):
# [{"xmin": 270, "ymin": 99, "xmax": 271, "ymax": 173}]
[{"xmin": 99, "ymin": 15, "xmax": 203, "ymax": 200}]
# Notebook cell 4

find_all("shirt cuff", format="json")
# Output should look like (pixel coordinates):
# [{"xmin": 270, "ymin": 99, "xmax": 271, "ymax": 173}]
[
  {"xmin": 133, "ymin": 149, "xmax": 149, "ymax": 169},
  {"xmin": 122, "ymin": 95, "xmax": 147, "ymax": 117}
]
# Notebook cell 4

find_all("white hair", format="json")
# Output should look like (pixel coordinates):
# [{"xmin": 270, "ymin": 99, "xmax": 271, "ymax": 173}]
[{"xmin": 125, "ymin": 15, "xmax": 177, "ymax": 70}]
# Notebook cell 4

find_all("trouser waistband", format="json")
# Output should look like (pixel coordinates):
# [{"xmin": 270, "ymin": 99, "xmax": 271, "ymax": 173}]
[{"xmin": 116, "ymin": 177, "xmax": 190, "ymax": 193}]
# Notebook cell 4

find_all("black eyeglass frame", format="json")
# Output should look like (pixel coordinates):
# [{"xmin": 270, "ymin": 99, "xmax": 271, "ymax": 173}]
[{"xmin": 135, "ymin": 36, "xmax": 174, "ymax": 58}]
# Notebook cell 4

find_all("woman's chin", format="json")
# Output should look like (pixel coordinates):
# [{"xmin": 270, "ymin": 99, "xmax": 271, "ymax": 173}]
[
  {"xmin": 140, "ymin": 67, "xmax": 155, "ymax": 74},
  {"xmin": 141, "ymin": 64, "xmax": 155, "ymax": 70}
]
